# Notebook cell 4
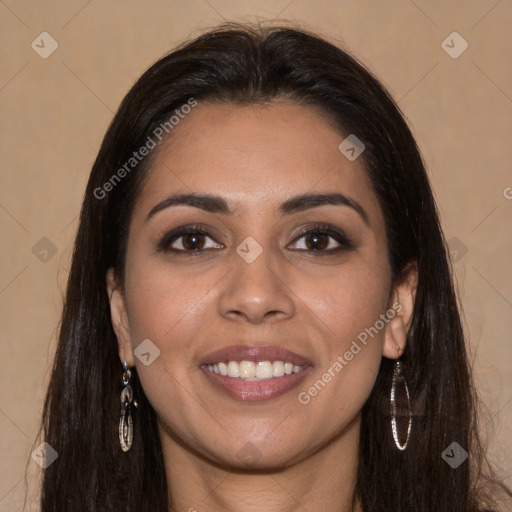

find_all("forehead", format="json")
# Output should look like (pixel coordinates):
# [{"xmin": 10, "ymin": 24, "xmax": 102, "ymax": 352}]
[{"xmin": 135, "ymin": 101, "xmax": 380, "ymax": 221}]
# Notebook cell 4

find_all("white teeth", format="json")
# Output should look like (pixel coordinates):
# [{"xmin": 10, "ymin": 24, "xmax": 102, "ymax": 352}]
[
  {"xmin": 272, "ymin": 361, "xmax": 285, "ymax": 377},
  {"xmin": 227, "ymin": 361, "xmax": 240, "ymax": 378},
  {"xmin": 205, "ymin": 360, "xmax": 305, "ymax": 380},
  {"xmin": 239, "ymin": 360, "xmax": 256, "ymax": 379},
  {"xmin": 256, "ymin": 361, "xmax": 273, "ymax": 379}
]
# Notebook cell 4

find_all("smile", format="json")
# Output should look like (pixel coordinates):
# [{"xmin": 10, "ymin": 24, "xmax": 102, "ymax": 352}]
[
  {"xmin": 202, "ymin": 360, "xmax": 305, "ymax": 380},
  {"xmin": 199, "ymin": 344, "xmax": 313, "ymax": 401}
]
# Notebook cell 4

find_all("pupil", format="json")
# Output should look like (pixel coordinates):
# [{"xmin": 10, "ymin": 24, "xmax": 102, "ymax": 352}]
[
  {"xmin": 307, "ymin": 233, "xmax": 327, "ymax": 251},
  {"xmin": 184, "ymin": 233, "xmax": 203, "ymax": 250}
]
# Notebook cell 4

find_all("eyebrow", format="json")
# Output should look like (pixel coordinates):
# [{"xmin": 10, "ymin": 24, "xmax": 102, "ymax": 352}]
[{"xmin": 146, "ymin": 192, "xmax": 370, "ymax": 226}]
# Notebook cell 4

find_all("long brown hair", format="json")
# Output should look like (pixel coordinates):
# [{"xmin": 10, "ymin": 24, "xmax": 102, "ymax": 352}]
[{"xmin": 31, "ymin": 21, "xmax": 510, "ymax": 511}]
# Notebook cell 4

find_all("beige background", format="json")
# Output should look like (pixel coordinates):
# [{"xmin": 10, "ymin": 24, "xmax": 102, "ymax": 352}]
[{"xmin": 0, "ymin": 1, "xmax": 511, "ymax": 510}]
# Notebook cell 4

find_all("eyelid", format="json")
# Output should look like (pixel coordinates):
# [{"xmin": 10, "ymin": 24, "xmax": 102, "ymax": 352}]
[
  {"xmin": 290, "ymin": 223, "xmax": 355, "ymax": 251},
  {"xmin": 157, "ymin": 222, "xmax": 355, "ymax": 254},
  {"xmin": 157, "ymin": 224, "xmax": 223, "ymax": 253}
]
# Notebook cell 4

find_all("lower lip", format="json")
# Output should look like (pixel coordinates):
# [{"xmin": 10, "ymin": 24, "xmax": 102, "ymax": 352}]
[{"xmin": 200, "ymin": 366, "xmax": 312, "ymax": 402}]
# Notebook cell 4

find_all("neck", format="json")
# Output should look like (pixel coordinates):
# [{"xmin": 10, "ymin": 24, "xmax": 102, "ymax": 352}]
[{"xmin": 159, "ymin": 414, "xmax": 362, "ymax": 512}]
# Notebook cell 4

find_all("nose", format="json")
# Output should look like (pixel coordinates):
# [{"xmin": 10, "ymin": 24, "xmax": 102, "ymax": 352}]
[{"xmin": 217, "ymin": 242, "xmax": 296, "ymax": 325}]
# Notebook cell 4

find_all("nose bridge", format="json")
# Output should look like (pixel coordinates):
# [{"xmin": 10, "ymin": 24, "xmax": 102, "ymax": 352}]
[
  {"xmin": 234, "ymin": 235, "xmax": 274, "ymax": 286},
  {"xmin": 217, "ymin": 233, "xmax": 295, "ymax": 322}
]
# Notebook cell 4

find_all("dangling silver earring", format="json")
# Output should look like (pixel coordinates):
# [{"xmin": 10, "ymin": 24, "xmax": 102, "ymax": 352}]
[
  {"xmin": 390, "ymin": 345, "xmax": 412, "ymax": 451},
  {"xmin": 119, "ymin": 360, "xmax": 138, "ymax": 452}
]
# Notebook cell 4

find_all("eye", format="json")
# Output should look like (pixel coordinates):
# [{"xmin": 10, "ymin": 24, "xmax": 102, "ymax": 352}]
[
  {"xmin": 288, "ymin": 223, "xmax": 354, "ymax": 255},
  {"xmin": 158, "ymin": 223, "xmax": 354, "ymax": 256},
  {"xmin": 158, "ymin": 224, "xmax": 224, "ymax": 254}
]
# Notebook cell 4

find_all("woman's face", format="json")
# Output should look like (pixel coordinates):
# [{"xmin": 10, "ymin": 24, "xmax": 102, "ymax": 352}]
[{"xmin": 108, "ymin": 100, "xmax": 415, "ymax": 469}]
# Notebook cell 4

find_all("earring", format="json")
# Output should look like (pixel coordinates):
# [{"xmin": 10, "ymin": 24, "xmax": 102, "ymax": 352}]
[
  {"xmin": 119, "ymin": 360, "xmax": 138, "ymax": 452},
  {"xmin": 390, "ymin": 345, "xmax": 412, "ymax": 451}
]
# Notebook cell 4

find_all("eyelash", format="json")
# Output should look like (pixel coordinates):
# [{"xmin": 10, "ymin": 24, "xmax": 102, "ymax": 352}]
[{"xmin": 157, "ymin": 223, "xmax": 354, "ymax": 256}]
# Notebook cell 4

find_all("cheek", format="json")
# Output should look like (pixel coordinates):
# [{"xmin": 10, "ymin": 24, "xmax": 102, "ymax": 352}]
[
  {"xmin": 122, "ymin": 258, "xmax": 219, "ymax": 436},
  {"xmin": 123, "ymin": 256, "xmax": 219, "ymax": 357},
  {"xmin": 122, "ymin": 248, "xmax": 227, "ymax": 400},
  {"xmin": 293, "ymin": 257, "xmax": 390, "ymax": 421},
  {"xmin": 300, "ymin": 252, "xmax": 391, "ymax": 353}
]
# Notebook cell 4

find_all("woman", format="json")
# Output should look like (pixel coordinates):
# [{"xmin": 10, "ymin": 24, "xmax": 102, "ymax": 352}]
[{"xmin": 34, "ymin": 22, "xmax": 511, "ymax": 511}]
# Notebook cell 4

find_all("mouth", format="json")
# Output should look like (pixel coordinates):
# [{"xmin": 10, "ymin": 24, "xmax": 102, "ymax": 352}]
[
  {"xmin": 199, "ymin": 345, "xmax": 313, "ymax": 402},
  {"xmin": 203, "ymin": 360, "xmax": 305, "ymax": 379}
]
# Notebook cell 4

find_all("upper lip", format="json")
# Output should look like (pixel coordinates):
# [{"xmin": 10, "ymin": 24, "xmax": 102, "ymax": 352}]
[{"xmin": 199, "ymin": 345, "xmax": 312, "ymax": 367}]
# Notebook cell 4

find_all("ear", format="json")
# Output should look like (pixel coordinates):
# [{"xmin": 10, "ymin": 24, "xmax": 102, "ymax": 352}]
[
  {"xmin": 383, "ymin": 261, "xmax": 418, "ymax": 359},
  {"xmin": 106, "ymin": 267, "xmax": 135, "ymax": 367}
]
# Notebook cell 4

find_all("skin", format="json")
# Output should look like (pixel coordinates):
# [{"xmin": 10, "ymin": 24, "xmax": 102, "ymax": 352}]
[{"xmin": 107, "ymin": 100, "xmax": 418, "ymax": 512}]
